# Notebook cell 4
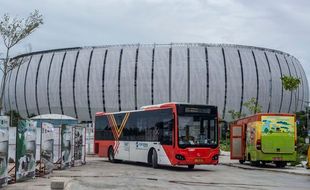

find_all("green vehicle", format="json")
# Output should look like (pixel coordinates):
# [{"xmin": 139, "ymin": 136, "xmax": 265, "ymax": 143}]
[{"xmin": 230, "ymin": 113, "xmax": 297, "ymax": 167}]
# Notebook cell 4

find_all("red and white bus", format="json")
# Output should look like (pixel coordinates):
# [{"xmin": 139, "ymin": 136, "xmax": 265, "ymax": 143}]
[{"xmin": 94, "ymin": 103, "xmax": 219, "ymax": 169}]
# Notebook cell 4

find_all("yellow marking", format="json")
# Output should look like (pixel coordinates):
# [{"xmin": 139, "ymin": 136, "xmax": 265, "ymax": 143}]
[
  {"xmin": 109, "ymin": 113, "xmax": 130, "ymax": 139},
  {"xmin": 118, "ymin": 113, "xmax": 130, "ymax": 134},
  {"xmin": 110, "ymin": 115, "xmax": 118, "ymax": 132},
  {"xmin": 107, "ymin": 115, "xmax": 117, "ymax": 139}
]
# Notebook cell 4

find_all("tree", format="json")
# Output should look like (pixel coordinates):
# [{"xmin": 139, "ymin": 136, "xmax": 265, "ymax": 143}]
[
  {"xmin": 281, "ymin": 75, "xmax": 301, "ymax": 112},
  {"xmin": 243, "ymin": 97, "xmax": 262, "ymax": 114},
  {"xmin": 228, "ymin": 109, "xmax": 246, "ymax": 120},
  {"xmin": 295, "ymin": 110, "xmax": 308, "ymax": 138},
  {"xmin": 0, "ymin": 10, "xmax": 43, "ymax": 114},
  {"xmin": 5, "ymin": 110, "xmax": 22, "ymax": 127}
]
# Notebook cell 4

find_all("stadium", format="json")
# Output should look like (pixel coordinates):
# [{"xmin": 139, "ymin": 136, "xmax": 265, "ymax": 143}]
[{"xmin": 3, "ymin": 43, "xmax": 309, "ymax": 122}]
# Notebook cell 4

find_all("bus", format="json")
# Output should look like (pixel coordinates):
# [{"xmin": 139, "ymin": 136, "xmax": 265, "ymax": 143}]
[
  {"xmin": 230, "ymin": 113, "xmax": 297, "ymax": 167},
  {"xmin": 94, "ymin": 103, "xmax": 219, "ymax": 169}
]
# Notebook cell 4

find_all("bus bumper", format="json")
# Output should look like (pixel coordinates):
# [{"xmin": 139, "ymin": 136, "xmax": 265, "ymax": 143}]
[
  {"xmin": 172, "ymin": 150, "xmax": 220, "ymax": 166},
  {"xmin": 250, "ymin": 150, "xmax": 297, "ymax": 162}
]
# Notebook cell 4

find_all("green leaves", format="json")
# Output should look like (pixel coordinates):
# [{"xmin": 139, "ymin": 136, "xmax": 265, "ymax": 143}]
[
  {"xmin": 281, "ymin": 75, "xmax": 301, "ymax": 112},
  {"xmin": 281, "ymin": 75, "xmax": 301, "ymax": 91},
  {"xmin": 228, "ymin": 110, "xmax": 246, "ymax": 120},
  {"xmin": 228, "ymin": 97, "xmax": 262, "ymax": 121},
  {"xmin": 5, "ymin": 110, "xmax": 22, "ymax": 127},
  {"xmin": 243, "ymin": 97, "xmax": 262, "ymax": 114}
]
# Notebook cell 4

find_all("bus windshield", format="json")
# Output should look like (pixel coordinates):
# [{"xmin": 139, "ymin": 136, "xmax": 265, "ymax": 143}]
[{"xmin": 178, "ymin": 116, "xmax": 217, "ymax": 148}]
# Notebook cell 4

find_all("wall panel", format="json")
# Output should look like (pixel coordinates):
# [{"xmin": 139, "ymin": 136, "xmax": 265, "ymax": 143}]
[
  {"xmin": 171, "ymin": 46, "xmax": 188, "ymax": 102},
  {"xmin": 294, "ymin": 58, "xmax": 309, "ymax": 109},
  {"xmin": 137, "ymin": 47, "xmax": 153, "ymax": 108},
  {"xmin": 265, "ymin": 52, "xmax": 282, "ymax": 113},
  {"xmin": 224, "ymin": 47, "xmax": 242, "ymax": 120},
  {"xmin": 89, "ymin": 48, "xmax": 106, "ymax": 117},
  {"xmin": 208, "ymin": 47, "xmax": 225, "ymax": 118},
  {"xmin": 61, "ymin": 50, "xmax": 78, "ymax": 118},
  {"xmin": 37, "ymin": 53, "xmax": 53, "ymax": 114},
  {"xmin": 153, "ymin": 46, "xmax": 170, "ymax": 104},
  {"xmin": 276, "ymin": 54, "xmax": 291, "ymax": 113},
  {"xmin": 120, "ymin": 46, "xmax": 137, "ymax": 111},
  {"xmin": 48, "ymin": 52, "xmax": 65, "ymax": 114},
  {"xmin": 285, "ymin": 56, "xmax": 298, "ymax": 112},
  {"xmin": 253, "ymin": 50, "xmax": 270, "ymax": 113},
  {"xmin": 16, "ymin": 56, "xmax": 31, "ymax": 117},
  {"xmin": 25, "ymin": 54, "xmax": 41, "ymax": 115},
  {"xmin": 8, "ymin": 62, "xmax": 18, "ymax": 111},
  {"xmin": 291, "ymin": 58, "xmax": 303, "ymax": 110},
  {"xmin": 189, "ymin": 46, "xmax": 207, "ymax": 104},
  {"xmin": 75, "ymin": 48, "xmax": 92, "ymax": 121},
  {"xmin": 239, "ymin": 49, "xmax": 257, "ymax": 116},
  {"xmin": 104, "ymin": 47, "xmax": 121, "ymax": 112}
]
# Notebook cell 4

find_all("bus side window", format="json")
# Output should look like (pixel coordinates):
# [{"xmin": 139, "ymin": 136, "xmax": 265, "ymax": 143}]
[
  {"xmin": 162, "ymin": 119, "xmax": 173, "ymax": 145},
  {"xmin": 95, "ymin": 116, "xmax": 113, "ymax": 140},
  {"xmin": 103, "ymin": 120, "xmax": 113, "ymax": 140},
  {"xmin": 156, "ymin": 121, "xmax": 164, "ymax": 143}
]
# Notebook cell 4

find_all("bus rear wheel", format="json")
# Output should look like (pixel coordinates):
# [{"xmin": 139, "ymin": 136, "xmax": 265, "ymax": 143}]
[
  {"xmin": 108, "ymin": 147, "xmax": 116, "ymax": 163},
  {"xmin": 248, "ymin": 154, "xmax": 260, "ymax": 166},
  {"xmin": 151, "ymin": 149, "xmax": 159, "ymax": 168},
  {"xmin": 188, "ymin": 165, "xmax": 195, "ymax": 170},
  {"xmin": 275, "ymin": 161, "xmax": 286, "ymax": 168},
  {"xmin": 250, "ymin": 161, "xmax": 260, "ymax": 166}
]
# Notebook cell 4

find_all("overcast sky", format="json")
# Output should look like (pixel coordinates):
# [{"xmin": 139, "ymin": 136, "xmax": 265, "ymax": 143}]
[{"xmin": 0, "ymin": 0, "xmax": 309, "ymax": 100}]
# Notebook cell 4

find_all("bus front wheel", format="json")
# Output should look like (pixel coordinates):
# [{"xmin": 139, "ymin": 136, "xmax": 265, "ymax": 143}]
[
  {"xmin": 108, "ymin": 147, "xmax": 116, "ymax": 163},
  {"xmin": 151, "ymin": 149, "xmax": 159, "ymax": 168},
  {"xmin": 188, "ymin": 165, "xmax": 195, "ymax": 170}
]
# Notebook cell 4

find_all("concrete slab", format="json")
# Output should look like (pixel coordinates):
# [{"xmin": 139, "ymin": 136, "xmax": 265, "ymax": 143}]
[
  {"xmin": 3, "ymin": 155, "xmax": 309, "ymax": 190},
  {"xmin": 51, "ymin": 178, "xmax": 72, "ymax": 190}
]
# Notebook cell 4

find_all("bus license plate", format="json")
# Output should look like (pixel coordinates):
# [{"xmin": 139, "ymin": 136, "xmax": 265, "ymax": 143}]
[
  {"xmin": 272, "ymin": 157, "xmax": 283, "ymax": 161},
  {"xmin": 195, "ymin": 158, "xmax": 204, "ymax": 163}
]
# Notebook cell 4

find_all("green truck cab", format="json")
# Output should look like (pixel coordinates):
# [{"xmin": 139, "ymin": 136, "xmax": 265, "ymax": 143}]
[{"xmin": 230, "ymin": 113, "xmax": 296, "ymax": 167}]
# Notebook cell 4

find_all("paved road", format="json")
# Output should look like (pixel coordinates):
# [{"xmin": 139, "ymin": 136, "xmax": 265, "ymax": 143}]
[{"xmin": 4, "ymin": 157, "xmax": 310, "ymax": 190}]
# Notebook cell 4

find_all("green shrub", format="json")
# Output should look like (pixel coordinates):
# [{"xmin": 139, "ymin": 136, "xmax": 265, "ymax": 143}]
[
  {"xmin": 220, "ymin": 139, "xmax": 230, "ymax": 151},
  {"xmin": 290, "ymin": 137, "xmax": 308, "ymax": 166}
]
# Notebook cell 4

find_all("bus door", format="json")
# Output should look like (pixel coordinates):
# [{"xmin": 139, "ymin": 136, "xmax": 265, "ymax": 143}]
[
  {"xmin": 117, "ymin": 141, "xmax": 130, "ymax": 160},
  {"xmin": 230, "ymin": 125, "xmax": 245, "ymax": 160}
]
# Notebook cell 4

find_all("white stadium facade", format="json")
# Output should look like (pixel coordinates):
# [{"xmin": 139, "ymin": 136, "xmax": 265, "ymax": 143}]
[{"xmin": 3, "ymin": 43, "xmax": 309, "ymax": 122}]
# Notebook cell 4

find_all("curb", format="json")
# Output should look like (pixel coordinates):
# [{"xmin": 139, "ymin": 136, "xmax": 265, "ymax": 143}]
[{"xmin": 220, "ymin": 163, "xmax": 310, "ymax": 176}]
